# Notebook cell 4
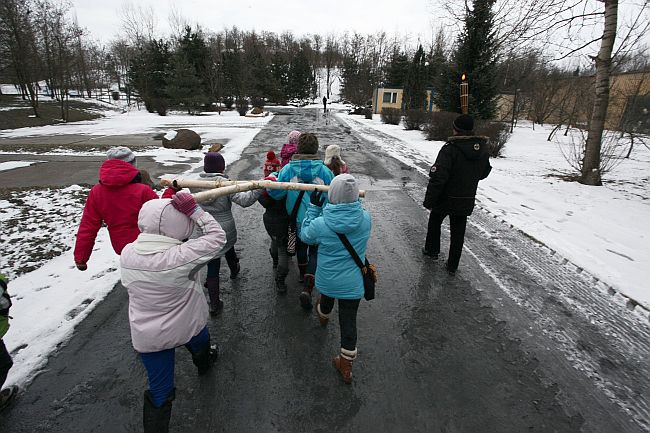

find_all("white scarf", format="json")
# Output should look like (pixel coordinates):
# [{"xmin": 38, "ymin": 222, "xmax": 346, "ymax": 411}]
[{"xmin": 132, "ymin": 233, "xmax": 182, "ymax": 255}]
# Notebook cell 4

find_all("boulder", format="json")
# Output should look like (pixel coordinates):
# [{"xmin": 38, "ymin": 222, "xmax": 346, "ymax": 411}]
[
  {"xmin": 251, "ymin": 106, "xmax": 264, "ymax": 115},
  {"xmin": 162, "ymin": 128, "xmax": 201, "ymax": 150},
  {"xmin": 207, "ymin": 143, "xmax": 224, "ymax": 153}
]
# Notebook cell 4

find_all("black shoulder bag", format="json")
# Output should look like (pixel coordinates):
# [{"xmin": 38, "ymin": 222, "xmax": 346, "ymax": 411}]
[
  {"xmin": 336, "ymin": 233, "xmax": 376, "ymax": 301},
  {"xmin": 286, "ymin": 190, "xmax": 305, "ymax": 256}
]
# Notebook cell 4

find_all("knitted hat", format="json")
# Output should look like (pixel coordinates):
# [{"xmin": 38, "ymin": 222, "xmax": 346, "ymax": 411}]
[
  {"xmin": 266, "ymin": 150, "xmax": 276, "ymax": 160},
  {"xmin": 328, "ymin": 174, "xmax": 359, "ymax": 204},
  {"xmin": 453, "ymin": 114, "xmax": 474, "ymax": 133},
  {"xmin": 106, "ymin": 146, "xmax": 136, "ymax": 165},
  {"xmin": 288, "ymin": 130, "xmax": 301, "ymax": 145},
  {"xmin": 204, "ymin": 152, "xmax": 225, "ymax": 173},
  {"xmin": 324, "ymin": 144, "xmax": 345, "ymax": 166},
  {"xmin": 297, "ymin": 132, "xmax": 319, "ymax": 155}
]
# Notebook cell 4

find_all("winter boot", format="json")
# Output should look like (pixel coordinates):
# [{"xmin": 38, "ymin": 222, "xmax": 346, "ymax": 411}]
[
  {"xmin": 297, "ymin": 263, "xmax": 307, "ymax": 283},
  {"xmin": 299, "ymin": 274, "xmax": 314, "ymax": 310},
  {"xmin": 275, "ymin": 274, "xmax": 287, "ymax": 294},
  {"xmin": 270, "ymin": 248, "xmax": 278, "ymax": 270},
  {"xmin": 206, "ymin": 277, "xmax": 223, "ymax": 315},
  {"xmin": 0, "ymin": 385, "xmax": 19, "ymax": 413},
  {"xmin": 191, "ymin": 343, "xmax": 219, "ymax": 375},
  {"xmin": 143, "ymin": 388, "xmax": 174, "ymax": 433},
  {"xmin": 229, "ymin": 262, "xmax": 241, "ymax": 279},
  {"xmin": 333, "ymin": 348, "xmax": 357, "ymax": 384},
  {"xmin": 445, "ymin": 261, "xmax": 456, "ymax": 277},
  {"xmin": 315, "ymin": 296, "xmax": 330, "ymax": 327}
]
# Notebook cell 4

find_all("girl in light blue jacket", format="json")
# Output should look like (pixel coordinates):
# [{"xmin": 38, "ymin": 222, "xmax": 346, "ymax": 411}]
[{"xmin": 300, "ymin": 174, "xmax": 371, "ymax": 384}]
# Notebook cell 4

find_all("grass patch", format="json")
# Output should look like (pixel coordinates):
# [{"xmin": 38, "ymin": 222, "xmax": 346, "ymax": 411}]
[{"xmin": 0, "ymin": 95, "xmax": 106, "ymax": 130}]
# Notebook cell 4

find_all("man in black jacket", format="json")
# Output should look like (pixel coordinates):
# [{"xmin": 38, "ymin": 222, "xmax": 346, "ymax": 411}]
[{"xmin": 422, "ymin": 114, "xmax": 492, "ymax": 275}]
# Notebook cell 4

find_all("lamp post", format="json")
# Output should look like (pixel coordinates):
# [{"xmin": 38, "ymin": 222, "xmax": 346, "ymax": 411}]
[{"xmin": 460, "ymin": 73, "xmax": 469, "ymax": 114}]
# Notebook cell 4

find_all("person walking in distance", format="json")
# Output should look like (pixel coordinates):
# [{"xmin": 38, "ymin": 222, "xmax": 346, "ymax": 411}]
[
  {"xmin": 422, "ymin": 114, "xmax": 492, "ymax": 275},
  {"xmin": 120, "ymin": 193, "xmax": 226, "ymax": 432},
  {"xmin": 322, "ymin": 96, "xmax": 327, "ymax": 114},
  {"xmin": 300, "ymin": 174, "xmax": 371, "ymax": 384}
]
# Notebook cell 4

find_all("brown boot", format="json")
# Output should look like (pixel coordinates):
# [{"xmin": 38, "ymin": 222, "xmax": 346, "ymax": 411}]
[
  {"xmin": 333, "ymin": 348, "xmax": 357, "ymax": 384},
  {"xmin": 299, "ymin": 274, "xmax": 314, "ymax": 310},
  {"xmin": 315, "ymin": 296, "xmax": 329, "ymax": 327},
  {"xmin": 297, "ymin": 263, "xmax": 307, "ymax": 283}
]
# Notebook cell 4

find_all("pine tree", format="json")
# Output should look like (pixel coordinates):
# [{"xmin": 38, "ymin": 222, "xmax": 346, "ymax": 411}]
[
  {"xmin": 434, "ymin": 0, "xmax": 499, "ymax": 119},
  {"xmin": 385, "ymin": 50, "xmax": 409, "ymax": 87},
  {"xmin": 403, "ymin": 45, "xmax": 428, "ymax": 110},
  {"xmin": 288, "ymin": 48, "xmax": 313, "ymax": 101}
]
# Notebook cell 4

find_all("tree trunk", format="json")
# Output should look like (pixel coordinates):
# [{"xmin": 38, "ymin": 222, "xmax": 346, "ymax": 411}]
[{"xmin": 580, "ymin": 0, "xmax": 618, "ymax": 186}]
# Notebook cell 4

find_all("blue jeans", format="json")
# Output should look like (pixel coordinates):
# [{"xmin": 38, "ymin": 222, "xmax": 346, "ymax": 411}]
[
  {"xmin": 296, "ymin": 238, "xmax": 318, "ymax": 274},
  {"xmin": 139, "ymin": 327, "xmax": 210, "ymax": 407},
  {"xmin": 207, "ymin": 247, "xmax": 239, "ymax": 278}
]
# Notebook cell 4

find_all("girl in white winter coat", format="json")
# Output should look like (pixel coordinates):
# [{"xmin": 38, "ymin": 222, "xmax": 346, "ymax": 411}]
[{"xmin": 120, "ymin": 192, "xmax": 227, "ymax": 432}]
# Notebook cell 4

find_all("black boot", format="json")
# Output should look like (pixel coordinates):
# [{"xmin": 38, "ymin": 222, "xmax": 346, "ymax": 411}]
[
  {"xmin": 206, "ymin": 277, "xmax": 223, "ymax": 315},
  {"xmin": 191, "ymin": 344, "xmax": 219, "ymax": 375},
  {"xmin": 143, "ymin": 389, "xmax": 174, "ymax": 433}
]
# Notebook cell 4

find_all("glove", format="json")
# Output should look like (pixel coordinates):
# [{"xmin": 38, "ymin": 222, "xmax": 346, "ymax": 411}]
[
  {"xmin": 310, "ymin": 190, "xmax": 325, "ymax": 207},
  {"xmin": 264, "ymin": 174, "xmax": 277, "ymax": 182},
  {"xmin": 172, "ymin": 192, "xmax": 198, "ymax": 216},
  {"xmin": 76, "ymin": 262, "xmax": 87, "ymax": 271}
]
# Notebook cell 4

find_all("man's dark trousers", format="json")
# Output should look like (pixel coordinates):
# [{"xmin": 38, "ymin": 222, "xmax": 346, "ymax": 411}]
[{"xmin": 425, "ymin": 212, "xmax": 467, "ymax": 271}]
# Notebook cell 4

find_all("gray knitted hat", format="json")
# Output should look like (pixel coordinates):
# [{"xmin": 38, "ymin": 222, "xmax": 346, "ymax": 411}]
[
  {"xmin": 328, "ymin": 174, "xmax": 359, "ymax": 204},
  {"xmin": 106, "ymin": 146, "xmax": 136, "ymax": 165}
]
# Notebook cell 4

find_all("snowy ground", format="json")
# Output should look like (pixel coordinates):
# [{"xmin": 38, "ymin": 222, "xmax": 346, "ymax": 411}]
[
  {"xmin": 337, "ymin": 113, "xmax": 650, "ymax": 311},
  {"xmin": 0, "ymin": 108, "xmax": 272, "ymax": 388}
]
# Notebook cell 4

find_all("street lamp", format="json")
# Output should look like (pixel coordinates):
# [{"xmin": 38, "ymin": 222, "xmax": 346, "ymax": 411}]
[{"xmin": 460, "ymin": 73, "xmax": 469, "ymax": 114}]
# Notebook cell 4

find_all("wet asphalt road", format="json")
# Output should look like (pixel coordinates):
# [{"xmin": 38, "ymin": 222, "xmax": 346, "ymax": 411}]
[{"xmin": 0, "ymin": 109, "xmax": 648, "ymax": 433}]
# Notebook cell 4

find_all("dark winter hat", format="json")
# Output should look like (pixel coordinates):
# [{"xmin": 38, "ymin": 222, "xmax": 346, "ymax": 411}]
[
  {"xmin": 204, "ymin": 152, "xmax": 225, "ymax": 174},
  {"xmin": 266, "ymin": 150, "xmax": 276, "ymax": 160},
  {"xmin": 297, "ymin": 132, "xmax": 319, "ymax": 154},
  {"xmin": 453, "ymin": 114, "xmax": 474, "ymax": 133},
  {"xmin": 106, "ymin": 146, "xmax": 136, "ymax": 165}
]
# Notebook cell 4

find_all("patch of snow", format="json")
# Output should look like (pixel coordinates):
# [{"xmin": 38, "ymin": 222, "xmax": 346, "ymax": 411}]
[
  {"xmin": 163, "ymin": 130, "xmax": 177, "ymax": 140},
  {"xmin": 0, "ymin": 111, "xmax": 272, "ymax": 388},
  {"xmin": 337, "ymin": 114, "xmax": 650, "ymax": 310},
  {"xmin": 0, "ymin": 160, "xmax": 45, "ymax": 172}
]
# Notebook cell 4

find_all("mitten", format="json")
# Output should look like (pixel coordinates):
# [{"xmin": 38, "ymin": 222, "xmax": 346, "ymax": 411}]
[
  {"xmin": 310, "ymin": 190, "xmax": 325, "ymax": 207},
  {"xmin": 172, "ymin": 192, "xmax": 198, "ymax": 216}
]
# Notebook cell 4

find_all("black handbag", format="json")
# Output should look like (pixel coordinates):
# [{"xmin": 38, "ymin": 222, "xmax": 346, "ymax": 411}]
[
  {"xmin": 287, "ymin": 190, "xmax": 305, "ymax": 256},
  {"xmin": 336, "ymin": 233, "xmax": 376, "ymax": 301}
]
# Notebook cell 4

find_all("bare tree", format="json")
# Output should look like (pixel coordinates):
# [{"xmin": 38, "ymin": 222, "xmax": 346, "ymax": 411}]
[
  {"xmin": 0, "ymin": 0, "xmax": 41, "ymax": 116},
  {"xmin": 580, "ymin": 0, "xmax": 618, "ymax": 185}
]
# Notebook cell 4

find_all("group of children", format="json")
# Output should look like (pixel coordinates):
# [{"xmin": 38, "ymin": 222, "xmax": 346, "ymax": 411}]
[{"xmin": 51, "ymin": 131, "xmax": 367, "ymax": 432}]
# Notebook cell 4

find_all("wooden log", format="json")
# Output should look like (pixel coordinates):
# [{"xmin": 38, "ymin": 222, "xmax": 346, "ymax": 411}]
[
  {"xmin": 162, "ymin": 178, "xmax": 366, "ymax": 198},
  {"xmin": 192, "ymin": 182, "xmax": 257, "ymax": 203}
]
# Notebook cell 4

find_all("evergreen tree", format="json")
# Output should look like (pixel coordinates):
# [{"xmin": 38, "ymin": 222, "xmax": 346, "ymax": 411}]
[
  {"xmin": 434, "ymin": 0, "xmax": 499, "ymax": 119},
  {"xmin": 166, "ymin": 54, "xmax": 206, "ymax": 114},
  {"xmin": 288, "ymin": 48, "xmax": 313, "ymax": 100},
  {"xmin": 269, "ymin": 52, "xmax": 290, "ymax": 104},
  {"xmin": 129, "ymin": 39, "xmax": 171, "ymax": 115},
  {"xmin": 385, "ymin": 50, "xmax": 409, "ymax": 87},
  {"xmin": 403, "ymin": 45, "xmax": 427, "ymax": 110}
]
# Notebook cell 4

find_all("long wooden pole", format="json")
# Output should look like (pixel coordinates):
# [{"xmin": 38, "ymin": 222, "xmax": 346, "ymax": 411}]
[{"xmin": 162, "ymin": 178, "xmax": 366, "ymax": 199}]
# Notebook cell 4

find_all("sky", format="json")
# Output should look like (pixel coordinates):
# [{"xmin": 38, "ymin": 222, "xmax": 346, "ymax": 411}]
[{"xmin": 72, "ymin": 0, "xmax": 451, "ymax": 43}]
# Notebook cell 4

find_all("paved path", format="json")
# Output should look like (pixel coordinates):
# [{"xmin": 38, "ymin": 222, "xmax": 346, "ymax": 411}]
[{"xmin": 0, "ymin": 109, "xmax": 647, "ymax": 433}]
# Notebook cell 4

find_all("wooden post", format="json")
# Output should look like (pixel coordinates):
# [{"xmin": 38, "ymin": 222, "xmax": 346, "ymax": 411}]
[{"xmin": 460, "ymin": 73, "xmax": 469, "ymax": 114}]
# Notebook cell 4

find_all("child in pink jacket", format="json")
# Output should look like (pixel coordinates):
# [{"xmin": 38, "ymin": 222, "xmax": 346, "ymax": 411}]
[
  {"xmin": 120, "ymin": 192, "xmax": 226, "ymax": 431},
  {"xmin": 280, "ymin": 130, "xmax": 300, "ymax": 167}
]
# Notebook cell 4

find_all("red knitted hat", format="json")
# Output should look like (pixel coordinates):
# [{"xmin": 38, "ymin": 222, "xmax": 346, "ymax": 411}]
[{"xmin": 267, "ymin": 150, "xmax": 276, "ymax": 160}]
